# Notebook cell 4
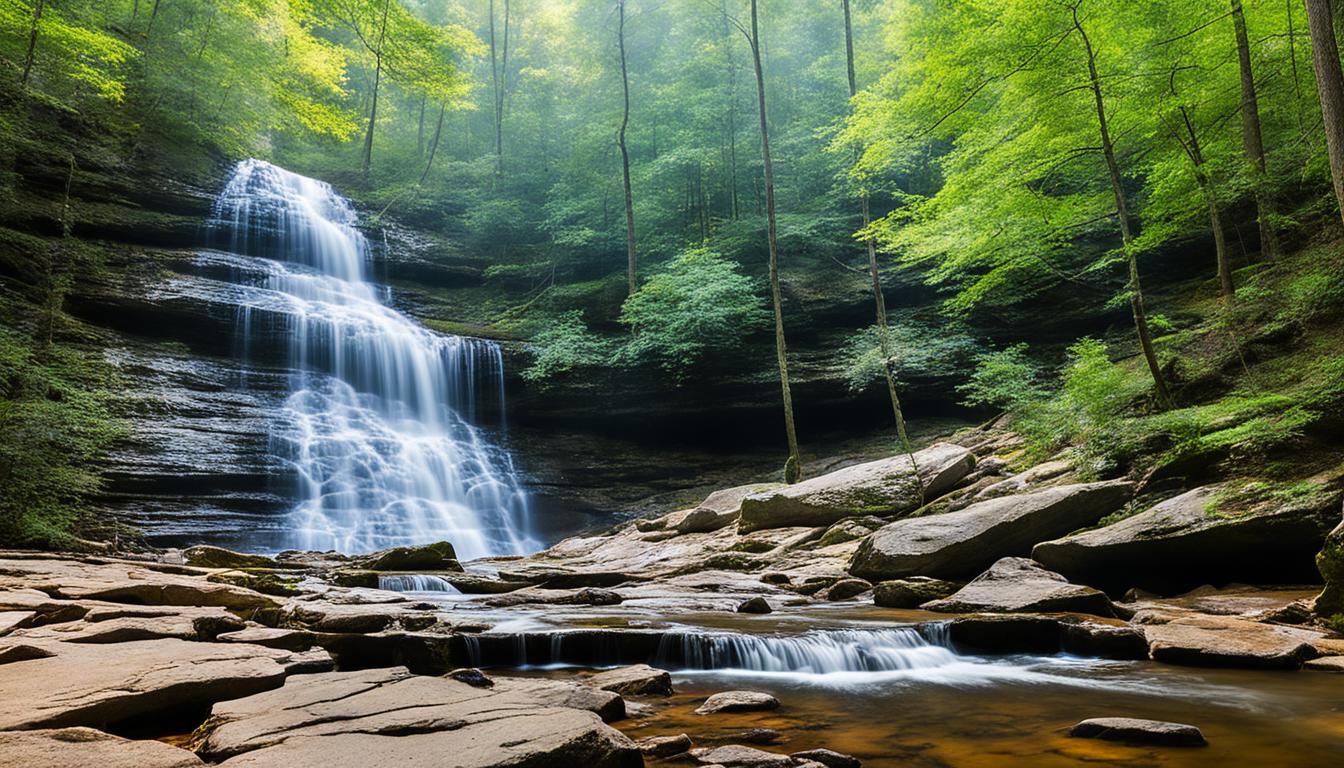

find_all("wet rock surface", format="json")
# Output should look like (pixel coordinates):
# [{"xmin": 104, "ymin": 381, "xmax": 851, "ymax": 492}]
[
  {"xmin": 696, "ymin": 690, "xmax": 781, "ymax": 714},
  {"xmin": 1069, "ymin": 717, "xmax": 1208, "ymax": 747}
]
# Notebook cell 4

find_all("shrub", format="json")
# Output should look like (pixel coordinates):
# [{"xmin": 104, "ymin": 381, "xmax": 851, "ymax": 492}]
[
  {"xmin": 957, "ymin": 343, "xmax": 1046, "ymax": 412},
  {"xmin": 616, "ymin": 248, "xmax": 769, "ymax": 378},
  {"xmin": 521, "ymin": 310, "xmax": 610, "ymax": 381}
]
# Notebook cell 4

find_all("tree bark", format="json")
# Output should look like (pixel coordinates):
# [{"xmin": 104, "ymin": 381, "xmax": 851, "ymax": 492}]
[
  {"xmin": 420, "ymin": 103, "xmax": 446, "ymax": 184},
  {"xmin": 1176, "ymin": 108, "xmax": 1236, "ymax": 302},
  {"xmin": 748, "ymin": 0, "xmax": 802, "ymax": 483},
  {"xmin": 617, "ymin": 0, "xmax": 637, "ymax": 296},
  {"xmin": 489, "ymin": 0, "xmax": 511, "ymax": 177},
  {"xmin": 20, "ymin": 0, "xmax": 46, "ymax": 88},
  {"xmin": 1231, "ymin": 0, "xmax": 1282, "ymax": 259},
  {"xmin": 1305, "ymin": 0, "xmax": 1344, "ymax": 226},
  {"xmin": 1074, "ymin": 6, "xmax": 1172, "ymax": 407},
  {"xmin": 721, "ymin": 0, "xmax": 740, "ymax": 220},
  {"xmin": 843, "ymin": 0, "xmax": 920, "ymax": 486},
  {"xmin": 361, "ymin": 0, "xmax": 392, "ymax": 176}
]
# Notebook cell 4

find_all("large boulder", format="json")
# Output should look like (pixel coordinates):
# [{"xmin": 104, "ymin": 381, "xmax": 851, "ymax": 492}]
[
  {"xmin": 0, "ymin": 727, "xmax": 205, "ymax": 767},
  {"xmin": 356, "ymin": 541, "xmax": 462, "ymax": 572},
  {"xmin": 678, "ymin": 483, "xmax": 785, "ymax": 534},
  {"xmin": 921, "ymin": 558, "xmax": 1115, "ymax": 617},
  {"xmin": 194, "ymin": 667, "xmax": 641, "ymax": 767},
  {"xmin": 849, "ymin": 481, "xmax": 1133, "ymax": 581},
  {"xmin": 183, "ymin": 546, "xmax": 279, "ymax": 570},
  {"xmin": 1315, "ymin": 519, "xmax": 1344, "ymax": 621},
  {"xmin": 738, "ymin": 443, "xmax": 975, "ymax": 533},
  {"xmin": 1033, "ymin": 484, "xmax": 1342, "ymax": 592}
]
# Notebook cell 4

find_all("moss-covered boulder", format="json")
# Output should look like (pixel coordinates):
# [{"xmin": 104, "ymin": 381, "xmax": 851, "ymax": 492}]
[
  {"xmin": 206, "ymin": 570, "xmax": 302, "ymax": 597},
  {"xmin": 1034, "ymin": 480, "xmax": 1342, "ymax": 593},
  {"xmin": 1316, "ymin": 520, "xmax": 1344, "ymax": 623},
  {"xmin": 357, "ymin": 542, "xmax": 462, "ymax": 572},
  {"xmin": 184, "ymin": 546, "xmax": 279, "ymax": 570}
]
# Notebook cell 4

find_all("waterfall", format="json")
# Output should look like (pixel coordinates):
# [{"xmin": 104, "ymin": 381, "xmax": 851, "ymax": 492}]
[
  {"xmin": 378, "ymin": 574, "xmax": 462, "ymax": 593},
  {"xmin": 459, "ymin": 628, "xmax": 960, "ymax": 674},
  {"xmin": 208, "ymin": 158, "xmax": 536, "ymax": 558}
]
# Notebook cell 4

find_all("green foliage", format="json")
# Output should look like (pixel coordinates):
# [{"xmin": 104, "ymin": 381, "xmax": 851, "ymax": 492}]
[
  {"xmin": 841, "ymin": 321, "xmax": 980, "ymax": 393},
  {"xmin": 617, "ymin": 248, "xmax": 769, "ymax": 377},
  {"xmin": 957, "ymin": 343, "xmax": 1045, "ymax": 412},
  {"xmin": 0, "ymin": 327, "xmax": 122, "ymax": 547},
  {"xmin": 521, "ymin": 310, "xmax": 609, "ymax": 382}
]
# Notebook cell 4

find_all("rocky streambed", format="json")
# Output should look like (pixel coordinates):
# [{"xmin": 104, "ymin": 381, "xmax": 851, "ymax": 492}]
[{"xmin": 3, "ymin": 425, "xmax": 1344, "ymax": 766}]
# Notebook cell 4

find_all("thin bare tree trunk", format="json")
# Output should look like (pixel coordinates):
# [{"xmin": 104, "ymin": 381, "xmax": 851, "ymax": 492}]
[
  {"xmin": 721, "ymin": 0, "xmax": 740, "ymax": 220},
  {"xmin": 843, "ymin": 0, "xmax": 921, "ymax": 492},
  {"xmin": 489, "ymin": 0, "xmax": 510, "ymax": 177},
  {"xmin": 1231, "ymin": 1, "xmax": 1282, "ymax": 259},
  {"xmin": 1074, "ymin": 5, "xmax": 1172, "ymax": 407},
  {"xmin": 748, "ymin": 0, "xmax": 802, "ymax": 483},
  {"xmin": 1305, "ymin": 0, "xmax": 1344, "ymax": 225},
  {"xmin": 20, "ymin": 0, "xmax": 46, "ymax": 88},
  {"xmin": 361, "ymin": 0, "xmax": 392, "ymax": 176},
  {"xmin": 420, "ymin": 103, "xmax": 446, "ymax": 184},
  {"xmin": 1173, "ymin": 108, "xmax": 1236, "ymax": 302},
  {"xmin": 617, "ymin": 0, "xmax": 637, "ymax": 296}
]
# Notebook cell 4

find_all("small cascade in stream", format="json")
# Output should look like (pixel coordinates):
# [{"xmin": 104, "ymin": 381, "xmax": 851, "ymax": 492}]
[
  {"xmin": 459, "ymin": 627, "xmax": 964, "ymax": 676},
  {"xmin": 378, "ymin": 574, "xmax": 462, "ymax": 593},
  {"xmin": 207, "ymin": 158, "xmax": 536, "ymax": 558}
]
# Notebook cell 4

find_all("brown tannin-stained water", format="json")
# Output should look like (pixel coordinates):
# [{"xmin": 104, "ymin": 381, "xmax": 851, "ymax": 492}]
[{"xmin": 604, "ymin": 661, "xmax": 1344, "ymax": 767}]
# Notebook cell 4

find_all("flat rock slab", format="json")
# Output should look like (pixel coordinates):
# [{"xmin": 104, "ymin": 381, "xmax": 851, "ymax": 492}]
[
  {"xmin": 0, "ymin": 557, "xmax": 278, "ymax": 614},
  {"xmin": 0, "ymin": 638, "xmax": 300, "ymax": 729},
  {"xmin": 738, "ymin": 443, "xmax": 975, "ymax": 533},
  {"xmin": 850, "ymin": 481, "xmax": 1134, "ymax": 581},
  {"xmin": 792, "ymin": 748, "xmax": 862, "ymax": 768},
  {"xmin": 695, "ymin": 690, "xmax": 780, "ymax": 714},
  {"xmin": 921, "ymin": 558, "xmax": 1114, "ymax": 617},
  {"xmin": 0, "ymin": 727, "xmax": 204, "ymax": 767},
  {"xmin": 1304, "ymin": 655, "xmax": 1344, "ymax": 672},
  {"xmin": 196, "ymin": 667, "xmax": 640, "ymax": 767},
  {"xmin": 1070, "ymin": 717, "xmax": 1207, "ymax": 747},
  {"xmin": 1143, "ymin": 614, "xmax": 1324, "ymax": 669},
  {"xmin": 1033, "ymin": 485, "xmax": 1341, "ymax": 591}
]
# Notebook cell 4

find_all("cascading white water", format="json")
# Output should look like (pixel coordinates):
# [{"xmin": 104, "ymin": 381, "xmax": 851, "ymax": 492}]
[
  {"xmin": 378, "ymin": 574, "xmax": 462, "ymax": 594},
  {"xmin": 657, "ymin": 628, "xmax": 956, "ymax": 673},
  {"xmin": 208, "ymin": 158, "xmax": 537, "ymax": 558}
]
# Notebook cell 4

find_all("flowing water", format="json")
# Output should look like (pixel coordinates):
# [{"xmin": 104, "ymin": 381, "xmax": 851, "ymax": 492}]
[{"xmin": 206, "ymin": 159, "xmax": 536, "ymax": 558}]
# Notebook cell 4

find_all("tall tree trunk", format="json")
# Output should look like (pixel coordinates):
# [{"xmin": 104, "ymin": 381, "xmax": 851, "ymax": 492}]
[
  {"xmin": 420, "ymin": 103, "xmax": 446, "ymax": 184},
  {"xmin": 361, "ymin": 0, "xmax": 392, "ymax": 177},
  {"xmin": 1074, "ymin": 6, "xmax": 1172, "ymax": 407},
  {"xmin": 417, "ymin": 95, "xmax": 427, "ymax": 156},
  {"xmin": 721, "ymin": 0, "xmax": 740, "ymax": 220},
  {"xmin": 20, "ymin": 0, "xmax": 46, "ymax": 88},
  {"xmin": 1231, "ymin": 1, "xmax": 1282, "ymax": 259},
  {"xmin": 748, "ymin": 0, "xmax": 802, "ymax": 483},
  {"xmin": 1174, "ymin": 108, "xmax": 1236, "ymax": 302},
  {"xmin": 1305, "ymin": 0, "xmax": 1344, "ymax": 225},
  {"xmin": 617, "ymin": 0, "xmax": 637, "ymax": 296},
  {"xmin": 489, "ymin": 0, "xmax": 511, "ymax": 177},
  {"xmin": 842, "ymin": 0, "xmax": 920, "ymax": 486}
]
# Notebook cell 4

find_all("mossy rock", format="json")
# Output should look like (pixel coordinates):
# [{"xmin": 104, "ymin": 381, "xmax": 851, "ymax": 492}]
[
  {"xmin": 329, "ymin": 570, "xmax": 380, "ymax": 588},
  {"xmin": 358, "ymin": 541, "xmax": 462, "ymax": 571},
  {"xmin": 1317, "ymin": 521, "xmax": 1344, "ymax": 618},
  {"xmin": 207, "ymin": 569, "xmax": 302, "ymax": 597},
  {"xmin": 184, "ymin": 546, "xmax": 280, "ymax": 570}
]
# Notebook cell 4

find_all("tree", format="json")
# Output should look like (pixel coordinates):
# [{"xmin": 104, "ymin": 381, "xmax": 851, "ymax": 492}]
[
  {"xmin": 488, "ymin": 0, "xmax": 511, "ymax": 177},
  {"xmin": 617, "ymin": 0, "xmax": 637, "ymax": 296},
  {"xmin": 1072, "ymin": 2, "xmax": 1172, "ymax": 407},
  {"xmin": 1304, "ymin": 0, "xmax": 1344, "ymax": 226},
  {"xmin": 743, "ymin": 0, "xmax": 802, "ymax": 483},
  {"xmin": 1230, "ymin": 0, "xmax": 1281, "ymax": 259},
  {"xmin": 842, "ymin": 0, "xmax": 921, "ymax": 487}
]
